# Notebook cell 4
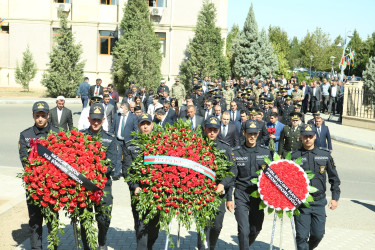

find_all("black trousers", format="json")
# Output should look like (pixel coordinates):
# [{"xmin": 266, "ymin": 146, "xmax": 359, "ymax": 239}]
[
  {"xmin": 294, "ymin": 198, "xmax": 327, "ymax": 250},
  {"xmin": 131, "ymin": 194, "xmax": 160, "ymax": 250},
  {"xmin": 310, "ymin": 98, "xmax": 320, "ymax": 113},
  {"xmin": 234, "ymin": 189, "xmax": 264, "ymax": 250},
  {"xmin": 81, "ymin": 185, "xmax": 113, "ymax": 250},
  {"xmin": 27, "ymin": 201, "xmax": 57, "ymax": 250},
  {"xmin": 328, "ymin": 96, "xmax": 338, "ymax": 114},
  {"xmin": 197, "ymin": 199, "xmax": 226, "ymax": 250}
]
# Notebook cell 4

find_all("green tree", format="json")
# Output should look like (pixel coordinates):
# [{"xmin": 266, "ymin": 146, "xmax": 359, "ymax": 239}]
[
  {"xmin": 179, "ymin": 0, "xmax": 230, "ymax": 92},
  {"xmin": 15, "ymin": 45, "xmax": 37, "ymax": 92},
  {"xmin": 268, "ymin": 26, "xmax": 290, "ymax": 75},
  {"xmin": 300, "ymin": 28, "xmax": 332, "ymax": 72},
  {"xmin": 362, "ymin": 56, "xmax": 375, "ymax": 104},
  {"xmin": 112, "ymin": 0, "xmax": 162, "ymax": 93},
  {"xmin": 226, "ymin": 24, "xmax": 239, "ymax": 73},
  {"xmin": 42, "ymin": 10, "xmax": 85, "ymax": 97},
  {"xmin": 232, "ymin": 4, "xmax": 278, "ymax": 78},
  {"xmin": 288, "ymin": 36, "xmax": 302, "ymax": 69}
]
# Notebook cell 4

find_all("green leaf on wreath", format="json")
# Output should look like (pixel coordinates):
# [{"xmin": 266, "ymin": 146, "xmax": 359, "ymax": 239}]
[
  {"xmin": 285, "ymin": 152, "xmax": 292, "ymax": 160},
  {"xmin": 305, "ymin": 170, "xmax": 312, "ymax": 174},
  {"xmin": 295, "ymin": 157, "xmax": 302, "ymax": 165},
  {"xmin": 264, "ymin": 157, "xmax": 271, "ymax": 165},
  {"xmin": 267, "ymin": 207, "xmax": 274, "ymax": 215},
  {"xmin": 307, "ymin": 173, "xmax": 315, "ymax": 180},
  {"xmin": 273, "ymin": 153, "xmax": 281, "ymax": 161},
  {"xmin": 276, "ymin": 210, "xmax": 283, "ymax": 219},
  {"xmin": 286, "ymin": 211, "xmax": 292, "ymax": 218},
  {"xmin": 250, "ymin": 190, "xmax": 260, "ymax": 198},
  {"xmin": 259, "ymin": 200, "xmax": 267, "ymax": 210},
  {"xmin": 256, "ymin": 169, "xmax": 261, "ymax": 175},
  {"xmin": 294, "ymin": 209, "xmax": 301, "ymax": 216},
  {"xmin": 304, "ymin": 202, "xmax": 310, "ymax": 208},
  {"xmin": 308, "ymin": 186, "xmax": 318, "ymax": 193},
  {"xmin": 251, "ymin": 178, "xmax": 258, "ymax": 185},
  {"xmin": 306, "ymin": 195, "xmax": 314, "ymax": 202}
]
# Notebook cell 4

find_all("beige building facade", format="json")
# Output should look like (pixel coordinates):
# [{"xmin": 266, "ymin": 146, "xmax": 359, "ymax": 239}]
[{"xmin": 0, "ymin": 0, "xmax": 228, "ymax": 90}]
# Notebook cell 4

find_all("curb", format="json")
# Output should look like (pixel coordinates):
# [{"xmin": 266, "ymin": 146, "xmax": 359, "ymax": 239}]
[
  {"xmin": 0, "ymin": 99, "xmax": 82, "ymax": 105},
  {"xmin": 331, "ymin": 134, "xmax": 375, "ymax": 150}
]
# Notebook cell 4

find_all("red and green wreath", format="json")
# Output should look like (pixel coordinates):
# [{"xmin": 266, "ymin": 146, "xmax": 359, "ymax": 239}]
[
  {"xmin": 18, "ymin": 129, "xmax": 111, "ymax": 249},
  {"xmin": 250, "ymin": 152, "xmax": 318, "ymax": 218},
  {"xmin": 126, "ymin": 119, "xmax": 233, "ymax": 244}
]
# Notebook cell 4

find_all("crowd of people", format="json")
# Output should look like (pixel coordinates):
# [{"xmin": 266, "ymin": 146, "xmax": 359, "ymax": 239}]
[{"xmin": 19, "ymin": 73, "xmax": 341, "ymax": 250}]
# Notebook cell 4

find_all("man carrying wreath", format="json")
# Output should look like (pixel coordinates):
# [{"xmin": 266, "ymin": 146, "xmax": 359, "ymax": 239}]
[
  {"xmin": 122, "ymin": 113, "xmax": 160, "ymax": 250},
  {"xmin": 19, "ymin": 101, "xmax": 60, "ymax": 250},
  {"xmin": 292, "ymin": 124, "xmax": 340, "ymax": 250},
  {"xmin": 80, "ymin": 104, "xmax": 117, "ymax": 250},
  {"xmin": 197, "ymin": 116, "xmax": 236, "ymax": 250},
  {"xmin": 232, "ymin": 120, "xmax": 272, "ymax": 249}
]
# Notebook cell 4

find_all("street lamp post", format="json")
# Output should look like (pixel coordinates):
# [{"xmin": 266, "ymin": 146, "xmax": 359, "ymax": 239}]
[
  {"xmin": 309, "ymin": 56, "xmax": 314, "ymax": 79},
  {"xmin": 337, "ymin": 31, "xmax": 353, "ymax": 82},
  {"xmin": 330, "ymin": 56, "xmax": 336, "ymax": 79}
]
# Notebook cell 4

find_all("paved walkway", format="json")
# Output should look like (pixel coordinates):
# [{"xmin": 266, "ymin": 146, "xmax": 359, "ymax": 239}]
[{"xmin": 14, "ymin": 179, "xmax": 375, "ymax": 250}]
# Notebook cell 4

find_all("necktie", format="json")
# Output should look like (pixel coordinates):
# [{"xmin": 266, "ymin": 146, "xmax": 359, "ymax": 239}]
[
  {"xmin": 318, "ymin": 127, "xmax": 321, "ymax": 137},
  {"xmin": 190, "ymin": 118, "xmax": 194, "ymax": 129},
  {"xmin": 231, "ymin": 111, "xmax": 234, "ymax": 121},
  {"xmin": 222, "ymin": 125, "xmax": 226, "ymax": 137},
  {"xmin": 121, "ymin": 115, "xmax": 127, "ymax": 137}
]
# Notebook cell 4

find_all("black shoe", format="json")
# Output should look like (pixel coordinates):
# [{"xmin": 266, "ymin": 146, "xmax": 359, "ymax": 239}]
[
  {"xmin": 112, "ymin": 175, "xmax": 121, "ymax": 181},
  {"xmin": 98, "ymin": 246, "xmax": 108, "ymax": 250}
]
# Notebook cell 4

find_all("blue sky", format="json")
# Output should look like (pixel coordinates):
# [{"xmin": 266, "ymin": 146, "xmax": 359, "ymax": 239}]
[{"xmin": 227, "ymin": 0, "xmax": 375, "ymax": 42}]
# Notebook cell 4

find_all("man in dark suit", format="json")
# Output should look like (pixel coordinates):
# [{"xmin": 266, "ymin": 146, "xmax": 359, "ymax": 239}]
[
  {"xmin": 181, "ymin": 105, "xmax": 204, "ymax": 130},
  {"xmin": 300, "ymin": 81, "xmax": 310, "ymax": 114},
  {"xmin": 107, "ymin": 84, "xmax": 119, "ymax": 104},
  {"xmin": 266, "ymin": 112, "xmax": 285, "ymax": 152},
  {"xmin": 328, "ymin": 80, "xmax": 341, "ymax": 115},
  {"xmin": 217, "ymin": 112, "xmax": 240, "ymax": 147},
  {"xmin": 88, "ymin": 78, "xmax": 104, "ymax": 99},
  {"xmin": 179, "ymin": 97, "xmax": 196, "ymax": 118},
  {"xmin": 154, "ymin": 108, "xmax": 173, "ymax": 128},
  {"xmin": 228, "ymin": 101, "xmax": 241, "ymax": 133},
  {"xmin": 48, "ymin": 96, "xmax": 73, "ymax": 131},
  {"xmin": 110, "ymin": 102, "xmax": 139, "ymax": 180},
  {"xmin": 121, "ymin": 91, "xmax": 135, "ymax": 104},
  {"xmin": 102, "ymin": 94, "xmax": 116, "ymax": 130},
  {"xmin": 309, "ymin": 81, "xmax": 322, "ymax": 113},
  {"xmin": 314, "ymin": 116, "xmax": 332, "ymax": 152},
  {"xmin": 201, "ymin": 99, "xmax": 214, "ymax": 119},
  {"xmin": 163, "ymin": 101, "xmax": 177, "ymax": 122},
  {"xmin": 138, "ymin": 86, "xmax": 149, "ymax": 112}
]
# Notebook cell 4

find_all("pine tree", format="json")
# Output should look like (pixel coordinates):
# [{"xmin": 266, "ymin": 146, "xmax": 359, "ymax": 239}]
[
  {"xmin": 362, "ymin": 56, "xmax": 375, "ymax": 104},
  {"xmin": 232, "ymin": 3, "xmax": 278, "ymax": 78},
  {"xmin": 179, "ymin": 0, "xmax": 230, "ymax": 92},
  {"xmin": 226, "ymin": 24, "xmax": 239, "ymax": 72},
  {"xmin": 112, "ymin": 0, "xmax": 162, "ymax": 93},
  {"xmin": 15, "ymin": 45, "xmax": 37, "ymax": 92},
  {"xmin": 42, "ymin": 10, "xmax": 85, "ymax": 97}
]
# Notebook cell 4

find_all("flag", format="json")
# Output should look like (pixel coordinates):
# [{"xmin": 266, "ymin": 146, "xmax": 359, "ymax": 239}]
[
  {"xmin": 341, "ymin": 59, "xmax": 347, "ymax": 70},
  {"xmin": 0, "ymin": 19, "xmax": 5, "ymax": 30},
  {"xmin": 340, "ymin": 56, "xmax": 345, "ymax": 66}
]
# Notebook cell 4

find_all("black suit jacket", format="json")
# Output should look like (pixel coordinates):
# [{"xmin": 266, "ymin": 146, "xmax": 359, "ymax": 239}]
[
  {"xmin": 110, "ymin": 112, "xmax": 139, "ymax": 143},
  {"xmin": 217, "ymin": 122, "xmax": 240, "ymax": 147},
  {"xmin": 315, "ymin": 125, "xmax": 332, "ymax": 150},
  {"xmin": 88, "ymin": 85, "xmax": 104, "ymax": 99},
  {"xmin": 165, "ymin": 108, "xmax": 177, "ymax": 122},
  {"xmin": 48, "ymin": 107, "xmax": 73, "ymax": 131}
]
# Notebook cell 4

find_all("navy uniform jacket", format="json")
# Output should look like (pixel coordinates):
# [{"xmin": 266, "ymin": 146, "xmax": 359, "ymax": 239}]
[
  {"xmin": 19, "ymin": 124, "xmax": 59, "ymax": 167},
  {"xmin": 213, "ymin": 139, "xmax": 236, "ymax": 201},
  {"xmin": 123, "ymin": 143, "xmax": 141, "ymax": 191},
  {"xmin": 81, "ymin": 128, "xmax": 117, "ymax": 186},
  {"xmin": 280, "ymin": 104, "xmax": 294, "ymax": 126},
  {"xmin": 292, "ymin": 147, "xmax": 340, "ymax": 201},
  {"xmin": 232, "ymin": 144, "xmax": 272, "ymax": 192}
]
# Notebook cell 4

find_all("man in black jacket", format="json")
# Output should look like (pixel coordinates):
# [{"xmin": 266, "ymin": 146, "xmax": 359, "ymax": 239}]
[
  {"xmin": 19, "ymin": 101, "xmax": 60, "ymax": 250},
  {"xmin": 48, "ymin": 95, "xmax": 73, "ymax": 131}
]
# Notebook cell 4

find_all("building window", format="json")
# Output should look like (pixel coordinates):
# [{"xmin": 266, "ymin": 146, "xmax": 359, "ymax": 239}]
[
  {"xmin": 149, "ymin": 0, "xmax": 166, "ymax": 7},
  {"xmin": 100, "ymin": 0, "xmax": 118, "ymax": 5},
  {"xmin": 156, "ymin": 32, "xmax": 166, "ymax": 57},
  {"xmin": 99, "ymin": 30, "xmax": 118, "ymax": 55},
  {"xmin": 55, "ymin": 0, "xmax": 72, "ymax": 3}
]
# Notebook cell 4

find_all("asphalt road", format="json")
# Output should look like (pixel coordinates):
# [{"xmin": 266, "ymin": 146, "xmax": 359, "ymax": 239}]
[{"xmin": 1, "ymin": 104, "xmax": 375, "ymax": 202}]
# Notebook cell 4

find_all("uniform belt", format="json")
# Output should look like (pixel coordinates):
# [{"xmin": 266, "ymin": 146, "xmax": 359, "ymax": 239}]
[
  {"xmin": 235, "ymin": 184, "xmax": 257, "ymax": 194},
  {"xmin": 313, "ymin": 193, "xmax": 326, "ymax": 201}
]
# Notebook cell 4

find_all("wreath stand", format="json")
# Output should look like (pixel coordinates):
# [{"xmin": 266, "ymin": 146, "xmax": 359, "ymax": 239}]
[{"xmin": 269, "ymin": 213, "xmax": 298, "ymax": 250}]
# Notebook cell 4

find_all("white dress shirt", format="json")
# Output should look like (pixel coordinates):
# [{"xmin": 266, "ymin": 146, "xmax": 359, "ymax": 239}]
[
  {"xmin": 57, "ymin": 108, "xmax": 63, "ymax": 124},
  {"xmin": 331, "ymin": 86, "xmax": 337, "ymax": 97}
]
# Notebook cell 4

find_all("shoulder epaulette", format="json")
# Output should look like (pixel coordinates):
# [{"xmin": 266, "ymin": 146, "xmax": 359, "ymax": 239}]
[
  {"xmin": 219, "ymin": 140, "xmax": 231, "ymax": 147},
  {"xmin": 319, "ymin": 147, "xmax": 330, "ymax": 152},
  {"xmin": 20, "ymin": 126, "xmax": 33, "ymax": 134},
  {"xmin": 259, "ymin": 144, "xmax": 269, "ymax": 149},
  {"xmin": 232, "ymin": 146, "xmax": 241, "ymax": 151}
]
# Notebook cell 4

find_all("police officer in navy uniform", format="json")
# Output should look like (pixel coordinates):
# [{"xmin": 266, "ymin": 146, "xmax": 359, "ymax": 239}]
[
  {"xmin": 19, "ymin": 101, "xmax": 59, "ymax": 250},
  {"xmin": 197, "ymin": 116, "xmax": 236, "ymax": 250},
  {"xmin": 232, "ymin": 120, "xmax": 272, "ymax": 249},
  {"xmin": 80, "ymin": 104, "xmax": 117, "ymax": 250},
  {"xmin": 123, "ymin": 113, "xmax": 160, "ymax": 250},
  {"xmin": 292, "ymin": 124, "xmax": 341, "ymax": 250}
]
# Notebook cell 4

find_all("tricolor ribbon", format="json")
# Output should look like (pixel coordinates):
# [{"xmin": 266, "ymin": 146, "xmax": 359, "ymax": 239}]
[
  {"xmin": 144, "ymin": 155, "xmax": 216, "ymax": 180},
  {"xmin": 28, "ymin": 138, "xmax": 40, "ymax": 163}
]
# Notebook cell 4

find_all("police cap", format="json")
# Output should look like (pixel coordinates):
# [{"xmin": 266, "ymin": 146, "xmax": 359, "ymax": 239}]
[
  {"xmin": 138, "ymin": 113, "xmax": 153, "ymax": 124},
  {"xmin": 204, "ymin": 116, "xmax": 220, "ymax": 129},
  {"xmin": 290, "ymin": 111, "xmax": 302, "ymax": 121},
  {"xmin": 244, "ymin": 120, "xmax": 259, "ymax": 134},
  {"xmin": 32, "ymin": 101, "xmax": 49, "ymax": 114},
  {"xmin": 89, "ymin": 104, "xmax": 105, "ymax": 120},
  {"xmin": 301, "ymin": 123, "xmax": 316, "ymax": 136}
]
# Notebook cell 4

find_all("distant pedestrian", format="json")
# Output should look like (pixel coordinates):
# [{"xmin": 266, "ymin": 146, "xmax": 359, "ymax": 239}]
[
  {"xmin": 88, "ymin": 78, "xmax": 104, "ymax": 99},
  {"xmin": 76, "ymin": 77, "xmax": 90, "ymax": 108}
]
